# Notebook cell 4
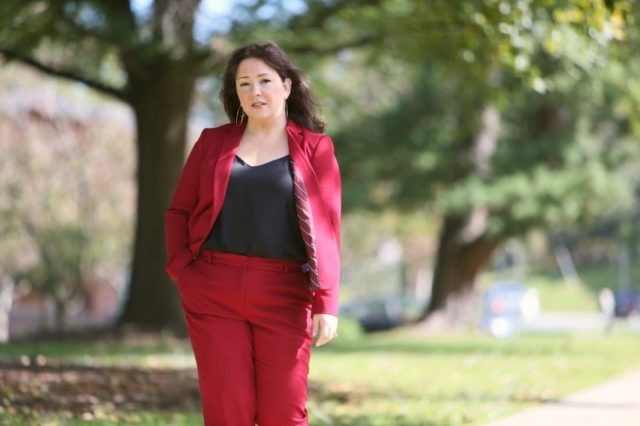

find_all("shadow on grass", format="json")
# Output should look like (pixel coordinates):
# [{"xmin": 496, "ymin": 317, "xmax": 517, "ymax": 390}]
[
  {"xmin": 0, "ymin": 360, "xmax": 200, "ymax": 421},
  {"xmin": 310, "ymin": 377, "xmax": 559, "ymax": 406}
]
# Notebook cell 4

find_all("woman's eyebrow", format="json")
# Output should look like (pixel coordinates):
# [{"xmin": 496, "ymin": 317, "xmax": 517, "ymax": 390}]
[{"xmin": 237, "ymin": 73, "xmax": 270, "ymax": 79}]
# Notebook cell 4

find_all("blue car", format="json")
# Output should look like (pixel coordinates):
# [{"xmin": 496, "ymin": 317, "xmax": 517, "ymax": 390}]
[
  {"xmin": 613, "ymin": 288, "xmax": 640, "ymax": 318},
  {"xmin": 480, "ymin": 281, "xmax": 540, "ymax": 338}
]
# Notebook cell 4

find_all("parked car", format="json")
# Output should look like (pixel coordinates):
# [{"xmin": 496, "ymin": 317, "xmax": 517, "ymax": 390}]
[
  {"xmin": 340, "ymin": 294, "xmax": 427, "ymax": 332},
  {"xmin": 480, "ymin": 281, "xmax": 540, "ymax": 338},
  {"xmin": 613, "ymin": 288, "xmax": 640, "ymax": 317}
]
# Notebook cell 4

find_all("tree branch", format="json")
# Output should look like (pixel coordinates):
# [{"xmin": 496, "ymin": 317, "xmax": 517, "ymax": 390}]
[
  {"xmin": 285, "ymin": 35, "xmax": 382, "ymax": 56},
  {"xmin": 287, "ymin": 0, "xmax": 384, "ymax": 32},
  {"xmin": 0, "ymin": 49, "xmax": 128, "ymax": 103}
]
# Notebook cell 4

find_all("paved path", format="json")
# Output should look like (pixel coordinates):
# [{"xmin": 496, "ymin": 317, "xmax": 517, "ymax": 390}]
[
  {"xmin": 524, "ymin": 312, "xmax": 640, "ymax": 333},
  {"xmin": 485, "ymin": 368, "xmax": 640, "ymax": 426}
]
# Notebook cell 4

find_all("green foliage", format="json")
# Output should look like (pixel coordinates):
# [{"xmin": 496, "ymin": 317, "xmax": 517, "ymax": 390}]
[
  {"xmin": 0, "ymin": 1, "xmax": 128, "ymax": 89},
  {"xmin": 443, "ymin": 160, "xmax": 632, "ymax": 236},
  {"xmin": 322, "ymin": 0, "xmax": 639, "ymax": 241},
  {"xmin": 20, "ymin": 223, "xmax": 90, "ymax": 299}
]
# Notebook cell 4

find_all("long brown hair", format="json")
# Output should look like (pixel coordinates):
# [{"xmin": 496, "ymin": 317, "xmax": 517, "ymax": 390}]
[{"xmin": 220, "ymin": 42, "xmax": 325, "ymax": 133}]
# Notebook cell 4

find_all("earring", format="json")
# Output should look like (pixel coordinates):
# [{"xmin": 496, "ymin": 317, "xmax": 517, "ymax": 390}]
[
  {"xmin": 235, "ymin": 106, "xmax": 245, "ymax": 126},
  {"xmin": 285, "ymin": 101, "xmax": 288, "ymax": 118}
]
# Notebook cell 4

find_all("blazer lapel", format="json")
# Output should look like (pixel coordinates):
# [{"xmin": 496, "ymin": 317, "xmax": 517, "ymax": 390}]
[{"xmin": 287, "ymin": 120, "xmax": 321, "ymax": 290}]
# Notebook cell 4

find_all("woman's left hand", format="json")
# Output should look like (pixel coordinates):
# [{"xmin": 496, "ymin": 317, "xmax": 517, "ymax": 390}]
[{"xmin": 312, "ymin": 314, "xmax": 338, "ymax": 347}]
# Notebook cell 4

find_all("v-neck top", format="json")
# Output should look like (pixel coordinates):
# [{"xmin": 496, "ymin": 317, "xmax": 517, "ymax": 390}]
[{"xmin": 201, "ymin": 154, "xmax": 308, "ymax": 261}]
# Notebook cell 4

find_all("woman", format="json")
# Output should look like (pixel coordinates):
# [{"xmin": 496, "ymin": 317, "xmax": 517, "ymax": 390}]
[{"xmin": 164, "ymin": 42, "xmax": 341, "ymax": 426}]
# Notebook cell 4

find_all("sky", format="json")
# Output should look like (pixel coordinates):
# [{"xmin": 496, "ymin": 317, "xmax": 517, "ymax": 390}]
[
  {"xmin": 130, "ymin": 0, "xmax": 238, "ymax": 37},
  {"xmin": 131, "ymin": 0, "xmax": 236, "ymax": 17},
  {"xmin": 129, "ymin": 0, "xmax": 307, "ymax": 40}
]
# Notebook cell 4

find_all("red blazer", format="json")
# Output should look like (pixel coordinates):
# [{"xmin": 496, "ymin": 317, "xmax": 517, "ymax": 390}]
[{"xmin": 165, "ymin": 119, "xmax": 341, "ymax": 315}]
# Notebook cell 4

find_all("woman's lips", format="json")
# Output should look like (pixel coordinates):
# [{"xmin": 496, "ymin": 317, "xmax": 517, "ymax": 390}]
[{"xmin": 252, "ymin": 102, "xmax": 266, "ymax": 108}]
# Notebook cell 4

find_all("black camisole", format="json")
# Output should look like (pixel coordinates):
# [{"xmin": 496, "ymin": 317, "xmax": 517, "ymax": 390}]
[{"xmin": 201, "ymin": 154, "xmax": 308, "ymax": 261}]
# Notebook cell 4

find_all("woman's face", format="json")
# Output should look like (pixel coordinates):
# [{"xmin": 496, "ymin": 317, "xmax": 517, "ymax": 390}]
[{"xmin": 236, "ymin": 58, "xmax": 291, "ymax": 123}]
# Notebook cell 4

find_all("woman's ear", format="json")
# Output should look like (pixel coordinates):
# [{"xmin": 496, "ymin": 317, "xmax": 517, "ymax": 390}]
[{"xmin": 284, "ymin": 77, "xmax": 292, "ymax": 98}]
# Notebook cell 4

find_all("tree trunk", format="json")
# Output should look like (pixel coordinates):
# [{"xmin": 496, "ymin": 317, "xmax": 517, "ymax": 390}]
[
  {"xmin": 54, "ymin": 298, "xmax": 66, "ymax": 335},
  {"xmin": 419, "ymin": 212, "xmax": 501, "ymax": 325},
  {"xmin": 117, "ymin": 59, "xmax": 198, "ymax": 333},
  {"xmin": 0, "ymin": 276, "xmax": 14, "ymax": 342},
  {"xmin": 419, "ymin": 106, "xmax": 502, "ymax": 325}
]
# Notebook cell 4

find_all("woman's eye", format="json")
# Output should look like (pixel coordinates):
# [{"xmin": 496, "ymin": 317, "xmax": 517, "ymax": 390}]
[
  {"xmin": 239, "ymin": 82, "xmax": 249, "ymax": 87},
  {"xmin": 261, "ymin": 79, "xmax": 271, "ymax": 84}
]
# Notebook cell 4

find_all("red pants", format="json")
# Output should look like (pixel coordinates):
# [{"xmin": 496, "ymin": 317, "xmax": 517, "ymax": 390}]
[{"xmin": 176, "ymin": 249, "xmax": 314, "ymax": 426}]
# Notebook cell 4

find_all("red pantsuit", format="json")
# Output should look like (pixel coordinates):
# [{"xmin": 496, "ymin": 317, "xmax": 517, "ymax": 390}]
[{"xmin": 165, "ymin": 119, "xmax": 341, "ymax": 425}]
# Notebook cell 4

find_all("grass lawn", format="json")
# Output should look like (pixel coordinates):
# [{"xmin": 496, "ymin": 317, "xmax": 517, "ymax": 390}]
[
  {"xmin": 526, "ymin": 275, "xmax": 600, "ymax": 312},
  {"xmin": 2, "ymin": 327, "xmax": 640, "ymax": 425}
]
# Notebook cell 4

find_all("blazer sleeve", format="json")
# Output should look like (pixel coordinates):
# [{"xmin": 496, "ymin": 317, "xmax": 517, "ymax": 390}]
[
  {"xmin": 310, "ymin": 135, "xmax": 342, "ymax": 315},
  {"xmin": 164, "ymin": 129, "xmax": 206, "ymax": 282}
]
